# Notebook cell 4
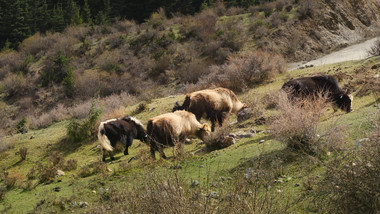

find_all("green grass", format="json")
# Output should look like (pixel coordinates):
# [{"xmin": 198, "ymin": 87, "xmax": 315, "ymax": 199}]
[{"xmin": 0, "ymin": 56, "xmax": 379, "ymax": 213}]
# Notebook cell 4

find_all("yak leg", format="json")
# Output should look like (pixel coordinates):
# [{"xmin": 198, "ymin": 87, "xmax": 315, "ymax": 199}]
[
  {"xmin": 121, "ymin": 135, "xmax": 134, "ymax": 155},
  {"xmin": 150, "ymin": 146, "xmax": 156, "ymax": 159},
  {"xmin": 159, "ymin": 146, "xmax": 167, "ymax": 159}
]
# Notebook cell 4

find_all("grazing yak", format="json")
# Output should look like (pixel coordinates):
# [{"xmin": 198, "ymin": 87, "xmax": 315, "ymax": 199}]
[
  {"xmin": 281, "ymin": 75, "xmax": 353, "ymax": 112},
  {"xmin": 172, "ymin": 87, "xmax": 247, "ymax": 131},
  {"xmin": 147, "ymin": 110, "xmax": 211, "ymax": 159},
  {"xmin": 98, "ymin": 116, "xmax": 148, "ymax": 161}
]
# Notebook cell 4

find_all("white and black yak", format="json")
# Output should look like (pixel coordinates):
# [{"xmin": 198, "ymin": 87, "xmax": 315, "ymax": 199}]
[
  {"xmin": 98, "ymin": 116, "xmax": 147, "ymax": 161},
  {"xmin": 147, "ymin": 110, "xmax": 211, "ymax": 159},
  {"xmin": 281, "ymin": 75, "xmax": 353, "ymax": 112},
  {"xmin": 172, "ymin": 87, "xmax": 247, "ymax": 131}
]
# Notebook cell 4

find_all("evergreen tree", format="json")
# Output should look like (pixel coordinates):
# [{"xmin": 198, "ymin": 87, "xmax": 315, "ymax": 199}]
[
  {"xmin": 51, "ymin": 4, "xmax": 65, "ymax": 32},
  {"xmin": 82, "ymin": 0, "xmax": 92, "ymax": 24},
  {"xmin": 9, "ymin": 0, "xmax": 32, "ymax": 48}
]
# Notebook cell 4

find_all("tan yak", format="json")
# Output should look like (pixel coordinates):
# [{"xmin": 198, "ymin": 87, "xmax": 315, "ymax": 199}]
[
  {"xmin": 172, "ymin": 87, "xmax": 247, "ymax": 131},
  {"xmin": 147, "ymin": 110, "xmax": 211, "ymax": 159}
]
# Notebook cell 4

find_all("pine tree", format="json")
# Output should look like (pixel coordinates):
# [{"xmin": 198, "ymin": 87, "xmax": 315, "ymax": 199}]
[
  {"xmin": 82, "ymin": 0, "xmax": 92, "ymax": 24},
  {"xmin": 51, "ymin": 4, "xmax": 65, "ymax": 32},
  {"xmin": 9, "ymin": 0, "xmax": 32, "ymax": 48}
]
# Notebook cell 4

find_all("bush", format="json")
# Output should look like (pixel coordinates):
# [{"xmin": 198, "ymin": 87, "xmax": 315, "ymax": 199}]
[
  {"xmin": 19, "ymin": 147, "xmax": 28, "ymax": 161},
  {"xmin": 316, "ymin": 123, "xmax": 380, "ymax": 213},
  {"xmin": 297, "ymin": 0, "xmax": 319, "ymax": 20},
  {"xmin": 203, "ymin": 51, "xmax": 285, "ymax": 92},
  {"xmin": 270, "ymin": 92, "xmax": 328, "ymax": 155},
  {"xmin": 66, "ymin": 100, "xmax": 102, "ymax": 142},
  {"xmin": 77, "ymin": 164, "xmax": 92, "ymax": 178},
  {"xmin": 64, "ymin": 159, "xmax": 78, "ymax": 171}
]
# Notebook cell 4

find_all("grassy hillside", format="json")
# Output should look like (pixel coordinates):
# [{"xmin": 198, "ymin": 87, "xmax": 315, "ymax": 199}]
[{"xmin": 0, "ymin": 56, "xmax": 379, "ymax": 213}]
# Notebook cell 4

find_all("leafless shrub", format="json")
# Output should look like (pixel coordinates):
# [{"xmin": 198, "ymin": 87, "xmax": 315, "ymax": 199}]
[
  {"xmin": 38, "ymin": 164, "xmax": 57, "ymax": 184},
  {"xmin": 19, "ymin": 147, "xmax": 28, "ymax": 161},
  {"xmin": 204, "ymin": 51, "xmax": 285, "ymax": 92},
  {"xmin": 270, "ymin": 91, "xmax": 328, "ymax": 155},
  {"xmin": 71, "ymin": 100, "xmax": 93, "ymax": 119},
  {"xmin": 92, "ymin": 160, "xmax": 108, "ymax": 175},
  {"xmin": 94, "ymin": 50, "xmax": 122, "ymax": 72},
  {"xmin": 225, "ymin": 6, "xmax": 246, "ymax": 16},
  {"xmin": 180, "ymin": 9, "xmax": 217, "ymax": 43},
  {"xmin": 176, "ymin": 59, "xmax": 209, "ymax": 84},
  {"xmin": 275, "ymin": 0, "xmax": 286, "ymax": 11},
  {"xmin": 296, "ymin": 0, "xmax": 319, "ymax": 20},
  {"xmin": 77, "ymin": 164, "xmax": 92, "ymax": 178},
  {"xmin": 63, "ymin": 26, "xmax": 89, "ymax": 40},
  {"xmin": 315, "ymin": 121, "xmax": 380, "ymax": 213},
  {"xmin": 49, "ymin": 151, "xmax": 65, "ymax": 168},
  {"xmin": 132, "ymin": 103, "xmax": 147, "ymax": 115},
  {"xmin": 64, "ymin": 159, "xmax": 78, "ymax": 171},
  {"xmin": 1, "ymin": 73, "xmax": 28, "ymax": 98},
  {"xmin": 112, "ymin": 20, "xmax": 138, "ymax": 33},
  {"xmin": 217, "ymin": 17, "xmax": 248, "ymax": 51},
  {"xmin": 19, "ymin": 33, "xmax": 57, "ymax": 58},
  {"xmin": 0, "ymin": 51, "xmax": 26, "ymax": 73},
  {"xmin": 368, "ymin": 38, "xmax": 380, "ymax": 56},
  {"xmin": 204, "ymin": 126, "xmax": 234, "ymax": 152}
]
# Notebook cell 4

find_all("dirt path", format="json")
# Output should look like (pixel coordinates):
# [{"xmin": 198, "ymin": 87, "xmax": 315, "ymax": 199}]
[{"xmin": 288, "ymin": 36, "xmax": 380, "ymax": 70}]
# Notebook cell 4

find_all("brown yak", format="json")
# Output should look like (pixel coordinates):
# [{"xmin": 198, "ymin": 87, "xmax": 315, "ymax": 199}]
[
  {"xmin": 147, "ymin": 110, "xmax": 211, "ymax": 159},
  {"xmin": 172, "ymin": 87, "xmax": 247, "ymax": 131}
]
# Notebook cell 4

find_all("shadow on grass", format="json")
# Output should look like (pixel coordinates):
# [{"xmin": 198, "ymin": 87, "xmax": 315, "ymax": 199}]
[
  {"xmin": 46, "ymin": 137, "xmax": 95, "ymax": 156},
  {"xmin": 230, "ymin": 146, "xmax": 307, "ymax": 175}
]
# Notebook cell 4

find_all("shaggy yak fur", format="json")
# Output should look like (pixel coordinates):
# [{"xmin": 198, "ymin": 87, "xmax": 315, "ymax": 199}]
[
  {"xmin": 172, "ymin": 87, "xmax": 247, "ymax": 131},
  {"xmin": 147, "ymin": 110, "xmax": 211, "ymax": 159},
  {"xmin": 98, "ymin": 116, "xmax": 147, "ymax": 161},
  {"xmin": 281, "ymin": 75, "xmax": 353, "ymax": 112}
]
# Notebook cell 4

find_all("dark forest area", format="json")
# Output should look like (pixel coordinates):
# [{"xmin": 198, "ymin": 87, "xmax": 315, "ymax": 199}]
[{"xmin": 0, "ymin": 0, "xmax": 270, "ymax": 49}]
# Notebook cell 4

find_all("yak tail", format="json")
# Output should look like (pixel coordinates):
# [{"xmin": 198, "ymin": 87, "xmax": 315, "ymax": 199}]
[{"xmin": 98, "ymin": 122, "xmax": 113, "ymax": 152}]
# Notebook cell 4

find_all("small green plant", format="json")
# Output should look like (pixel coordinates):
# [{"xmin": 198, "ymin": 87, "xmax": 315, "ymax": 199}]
[
  {"xmin": 66, "ymin": 99, "xmax": 102, "ymax": 142},
  {"xmin": 16, "ymin": 117, "xmax": 28, "ymax": 134}
]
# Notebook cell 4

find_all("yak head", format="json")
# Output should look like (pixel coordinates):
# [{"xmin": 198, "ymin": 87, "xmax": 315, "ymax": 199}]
[
  {"xmin": 196, "ymin": 123, "xmax": 211, "ymax": 140},
  {"xmin": 336, "ymin": 92, "xmax": 353, "ymax": 113}
]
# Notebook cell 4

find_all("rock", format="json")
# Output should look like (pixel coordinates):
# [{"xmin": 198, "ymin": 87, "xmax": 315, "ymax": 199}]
[
  {"xmin": 149, "ymin": 107, "xmax": 155, "ymax": 112},
  {"xmin": 231, "ymin": 131, "xmax": 254, "ymax": 139},
  {"xmin": 259, "ymin": 140, "xmax": 265, "ymax": 144},
  {"xmin": 208, "ymin": 191, "xmax": 219, "ymax": 199},
  {"xmin": 191, "ymin": 180, "xmax": 199, "ymax": 188},
  {"xmin": 30, "ymin": 136, "xmax": 34, "ymax": 139},
  {"xmin": 237, "ymin": 108, "xmax": 253, "ymax": 122},
  {"xmin": 53, "ymin": 187, "xmax": 61, "ymax": 192},
  {"xmin": 106, "ymin": 167, "xmax": 112, "ymax": 172},
  {"xmin": 294, "ymin": 183, "xmax": 300, "ymax": 187},
  {"xmin": 220, "ymin": 176, "xmax": 227, "ymax": 181},
  {"xmin": 185, "ymin": 138, "xmax": 192, "ymax": 144},
  {"xmin": 56, "ymin": 170, "xmax": 65, "ymax": 177},
  {"xmin": 210, "ymin": 182, "xmax": 218, "ymax": 187},
  {"xmin": 79, "ymin": 202, "xmax": 89, "ymax": 208},
  {"xmin": 199, "ymin": 165, "xmax": 204, "ymax": 168},
  {"xmin": 355, "ymin": 138, "xmax": 370, "ymax": 146},
  {"xmin": 92, "ymin": 190, "xmax": 96, "ymax": 194},
  {"xmin": 374, "ymin": 74, "xmax": 380, "ymax": 78}
]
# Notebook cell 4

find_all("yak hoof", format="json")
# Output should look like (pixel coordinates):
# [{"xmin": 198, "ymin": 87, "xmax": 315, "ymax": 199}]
[{"xmin": 124, "ymin": 151, "xmax": 129, "ymax": 155}]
